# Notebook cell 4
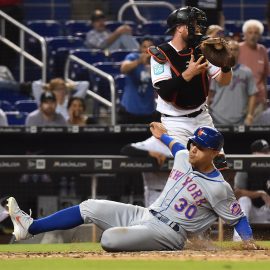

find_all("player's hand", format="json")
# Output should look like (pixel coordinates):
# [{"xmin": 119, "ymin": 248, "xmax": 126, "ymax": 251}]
[
  {"xmin": 149, "ymin": 122, "xmax": 167, "ymax": 139},
  {"xmin": 148, "ymin": 151, "xmax": 167, "ymax": 166},
  {"xmin": 241, "ymin": 240, "xmax": 260, "ymax": 250},
  {"xmin": 182, "ymin": 54, "xmax": 208, "ymax": 81}
]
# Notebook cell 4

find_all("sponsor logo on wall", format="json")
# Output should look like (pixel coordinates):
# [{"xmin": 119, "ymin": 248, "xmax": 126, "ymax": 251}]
[
  {"xmin": 53, "ymin": 161, "xmax": 87, "ymax": 168},
  {"xmin": 0, "ymin": 161, "xmax": 21, "ymax": 168},
  {"xmin": 94, "ymin": 159, "xmax": 112, "ymax": 170},
  {"xmin": 27, "ymin": 159, "xmax": 46, "ymax": 169}
]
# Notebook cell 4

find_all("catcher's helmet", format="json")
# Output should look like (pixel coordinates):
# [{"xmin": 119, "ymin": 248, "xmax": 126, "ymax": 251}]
[
  {"xmin": 187, "ymin": 126, "xmax": 224, "ymax": 151},
  {"xmin": 166, "ymin": 6, "xmax": 207, "ymax": 34}
]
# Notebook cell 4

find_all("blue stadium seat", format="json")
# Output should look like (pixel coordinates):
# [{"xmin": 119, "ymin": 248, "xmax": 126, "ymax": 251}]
[
  {"xmin": 224, "ymin": 21, "xmax": 242, "ymax": 34},
  {"xmin": 46, "ymin": 36, "xmax": 85, "ymax": 79},
  {"xmin": 15, "ymin": 100, "xmax": 38, "ymax": 113},
  {"xmin": 92, "ymin": 62, "xmax": 121, "ymax": 100},
  {"xmin": 64, "ymin": 20, "xmax": 92, "ymax": 36},
  {"xmin": 26, "ymin": 20, "xmax": 62, "ymax": 60},
  {"xmin": 0, "ymin": 100, "xmax": 13, "ymax": 112},
  {"xmin": 72, "ymin": 32, "xmax": 87, "ymax": 39},
  {"xmin": 26, "ymin": 20, "xmax": 63, "ymax": 37},
  {"xmin": 260, "ymin": 37, "xmax": 270, "ymax": 49},
  {"xmin": 68, "ymin": 49, "xmax": 106, "ymax": 81},
  {"xmin": 71, "ymin": 49, "xmax": 106, "ymax": 63},
  {"xmin": 46, "ymin": 36, "xmax": 84, "ymax": 52},
  {"xmin": 138, "ymin": 21, "xmax": 167, "ymax": 36},
  {"xmin": 90, "ymin": 61, "xmax": 122, "ymax": 118},
  {"xmin": 0, "ymin": 90, "xmax": 31, "ymax": 103},
  {"xmin": 93, "ymin": 61, "xmax": 121, "ymax": 76},
  {"xmin": 6, "ymin": 111, "xmax": 28, "ymax": 126},
  {"xmin": 52, "ymin": 47, "xmax": 71, "ymax": 77},
  {"xmin": 109, "ymin": 50, "xmax": 138, "ymax": 62}
]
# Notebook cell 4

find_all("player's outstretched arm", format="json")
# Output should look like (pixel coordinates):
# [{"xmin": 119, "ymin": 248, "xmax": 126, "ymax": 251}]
[
  {"xmin": 233, "ymin": 216, "xmax": 261, "ymax": 250},
  {"xmin": 149, "ymin": 122, "xmax": 185, "ymax": 156},
  {"xmin": 234, "ymin": 216, "xmax": 253, "ymax": 241}
]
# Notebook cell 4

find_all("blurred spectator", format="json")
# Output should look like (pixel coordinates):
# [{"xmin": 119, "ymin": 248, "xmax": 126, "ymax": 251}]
[
  {"xmin": 118, "ymin": 37, "xmax": 157, "ymax": 124},
  {"xmin": 206, "ymin": 24, "xmax": 224, "ymax": 38},
  {"xmin": 208, "ymin": 40, "xmax": 257, "ymax": 125},
  {"xmin": 238, "ymin": 20, "xmax": 269, "ymax": 117},
  {"xmin": 0, "ymin": 65, "xmax": 15, "ymax": 81},
  {"xmin": 184, "ymin": 0, "xmax": 224, "ymax": 27},
  {"xmin": 206, "ymin": 23, "xmax": 240, "ymax": 42},
  {"xmin": 0, "ymin": 109, "xmax": 8, "ymax": 126},
  {"xmin": 0, "ymin": 65, "xmax": 19, "ymax": 92},
  {"xmin": 253, "ymin": 106, "xmax": 270, "ymax": 125},
  {"xmin": 121, "ymin": 136, "xmax": 171, "ymax": 207},
  {"xmin": 85, "ymin": 9, "xmax": 139, "ymax": 53},
  {"xmin": 0, "ymin": 0, "xmax": 23, "ymax": 70},
  {"xmin": 32, "ymin": 78, "xmax": 89, "ymax": 120},
  {"xmin": 26, "ymin": 91, "xmax": 66, "ymax": 126},
  {"xmin": 67, "ymin": 97, "xmax": 94, "ymax": 126},
  {"xmin": 233, "ymin": 139, "xmax": 270, "ymax": 241}
]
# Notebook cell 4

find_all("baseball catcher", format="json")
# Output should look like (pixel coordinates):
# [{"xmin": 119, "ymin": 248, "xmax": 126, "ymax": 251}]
[{"xmin": 147, "ymin": 6, "xmax": 234, "ymax": 170}]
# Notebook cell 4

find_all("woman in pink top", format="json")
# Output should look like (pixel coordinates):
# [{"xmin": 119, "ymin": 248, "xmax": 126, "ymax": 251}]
[{"xmin": 238, "ymin": 19, "xmax": 269, "ymax": 118}]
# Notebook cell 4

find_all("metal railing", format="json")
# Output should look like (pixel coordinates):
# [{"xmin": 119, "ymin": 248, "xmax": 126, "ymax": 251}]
[
  {"xmin": 64, "ymin": 55, "xmax": 116, "ymax": 125},
  {"xmin": 0, "ymin": 10, "xmax": 47, "ymax": 83},
  {"xmin": 118, "ymin": 0, "xmax": 175, "ymax": 23}
]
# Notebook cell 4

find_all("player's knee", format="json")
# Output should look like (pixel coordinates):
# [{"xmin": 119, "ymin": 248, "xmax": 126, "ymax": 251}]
[
  {"xmin": 100, "ymin": 229, "xmax": 120, "ymax": 252},
  {"xmin": 79, "ymin": 199, "xmax": 101, "ymax": 222}
]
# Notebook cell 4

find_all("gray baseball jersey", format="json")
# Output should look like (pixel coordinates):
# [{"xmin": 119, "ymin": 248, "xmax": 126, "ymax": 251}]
[
  {"xmin": 150, "ymin": 150, "xmax": 244, "ymax": 233},
  {"xmin": 79, "ymin": 149, "xmax": 243, "ymax": 251}
]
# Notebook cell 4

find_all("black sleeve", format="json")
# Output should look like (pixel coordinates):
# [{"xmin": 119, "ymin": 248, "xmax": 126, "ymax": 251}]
[{"xmin": 155, "ymin": 75, "xmax": 187, "ymax": 101}]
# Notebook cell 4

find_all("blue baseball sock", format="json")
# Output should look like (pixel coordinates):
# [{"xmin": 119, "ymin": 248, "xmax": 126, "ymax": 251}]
[{"xmin": 29, "ymin": 205, "xmax": 84, "ymax": 235}]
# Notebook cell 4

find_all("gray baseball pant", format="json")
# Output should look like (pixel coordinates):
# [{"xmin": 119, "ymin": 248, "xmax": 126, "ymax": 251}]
[{"xmin": 79, "ymin": 199, "xmax": 186, "ymax": 252}]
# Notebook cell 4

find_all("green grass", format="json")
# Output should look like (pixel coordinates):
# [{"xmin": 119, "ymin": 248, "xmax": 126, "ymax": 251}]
[
  {"xmin": 0, "ymin": 260, "xmax": 269, "ymax": 270},
  {"xmin": 0, "ymin": 242, "xmax": 102, "ymax": 253}
]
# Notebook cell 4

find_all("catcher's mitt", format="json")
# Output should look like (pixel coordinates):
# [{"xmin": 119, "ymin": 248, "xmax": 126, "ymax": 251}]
[{"xmin": 199, "ymin": 37, "xmax": 235, "ymax": 68}]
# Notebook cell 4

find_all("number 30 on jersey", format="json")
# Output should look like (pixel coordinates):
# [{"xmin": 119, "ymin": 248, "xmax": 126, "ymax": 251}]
[{"xmin": 174, "ymin": 198, "xmax": 197, "ymax": 219}]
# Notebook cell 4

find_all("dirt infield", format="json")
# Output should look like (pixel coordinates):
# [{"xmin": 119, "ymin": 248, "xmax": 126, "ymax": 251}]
[{"xmin": 0, "ymin": 249, "xmax": 269, "ymax": 261}]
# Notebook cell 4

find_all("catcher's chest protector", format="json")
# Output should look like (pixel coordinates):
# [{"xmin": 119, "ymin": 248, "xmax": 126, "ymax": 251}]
[{"xmin": 157, "ymin": 43, "xmax": 209, "ymax": 109}]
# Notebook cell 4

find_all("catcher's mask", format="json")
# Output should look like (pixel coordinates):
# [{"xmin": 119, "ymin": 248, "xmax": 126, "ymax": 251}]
[
  {"xmin": 166, "ymin": 6, "xmax": 207, "ymax": 48},
  {"xmin": 187, "ymin": 126, "xmax": 224, "ymax": 152}
]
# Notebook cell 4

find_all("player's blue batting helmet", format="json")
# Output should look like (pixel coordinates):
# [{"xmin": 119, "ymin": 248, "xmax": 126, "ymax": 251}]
[{"xmin": 187, "ymin": 126, "xmax": 224, "ymax": 151}]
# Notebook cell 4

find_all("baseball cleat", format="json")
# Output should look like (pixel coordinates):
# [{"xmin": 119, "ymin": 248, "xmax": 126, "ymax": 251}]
[{"xmin": 7, "ymin": 197, "xmax": 33, "ymax": 241}]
